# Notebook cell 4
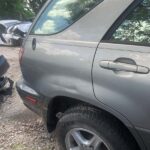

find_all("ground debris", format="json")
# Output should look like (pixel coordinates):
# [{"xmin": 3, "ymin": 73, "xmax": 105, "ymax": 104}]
[{"xmin": 0, "ymin": 120, "xmax": 56, "ymax": 150}]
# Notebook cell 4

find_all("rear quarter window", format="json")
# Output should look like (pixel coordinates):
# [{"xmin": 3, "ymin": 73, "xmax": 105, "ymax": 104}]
[{"xmin": 31, "ymin": 0, "xmax": 103, "ymax": 35}]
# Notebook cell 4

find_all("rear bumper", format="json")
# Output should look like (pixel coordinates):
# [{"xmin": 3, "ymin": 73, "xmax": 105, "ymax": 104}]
[
  {"xmin": 16, "ymin": 78, "xmax": 56, "ymax": 132},
  {"xmin": 16, "ymin": 79, "xmax": 44, "ymax": 116}
]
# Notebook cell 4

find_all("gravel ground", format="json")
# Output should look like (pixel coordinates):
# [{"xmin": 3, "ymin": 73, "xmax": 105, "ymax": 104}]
[{"xmin": 0, "ymin": 46, "xmax": 56, "ymax": 150}]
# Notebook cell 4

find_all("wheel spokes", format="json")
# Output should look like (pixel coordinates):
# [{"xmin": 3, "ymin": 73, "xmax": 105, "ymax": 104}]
[
  {"xmin": 71, "ymin": 130, "xmax": 88, "ymax": 146},
  {"xmin": 65, "ymin": 128, "xmax": 110, "ymax": 150},
  {"xmin": 89, "ymin": 135, "xmax": 102, "ymax": 147}
]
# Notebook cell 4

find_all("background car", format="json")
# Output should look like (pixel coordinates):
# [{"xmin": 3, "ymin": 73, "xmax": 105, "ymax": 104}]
[
  {"xmin": 1, "ymin": 21, "xmax": 32, "ymax": 46},
  {"xmin": 0, "ymin": 20, "xmax": 20, "ymax": 34},
  {"xmin": 0, "ymin": 20, "xmax": 20, "ymax": 44}
]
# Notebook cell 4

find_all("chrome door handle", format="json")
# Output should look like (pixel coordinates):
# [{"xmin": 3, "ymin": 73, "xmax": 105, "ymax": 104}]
[{"xmin": 100, "ymin": 60, "xmax": 149, "ymax": 74}]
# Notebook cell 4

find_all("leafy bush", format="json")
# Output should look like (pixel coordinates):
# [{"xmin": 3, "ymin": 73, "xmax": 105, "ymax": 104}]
[{"xmin": 0, "ymin": 0, "xmax": 47, "ymax": 20}]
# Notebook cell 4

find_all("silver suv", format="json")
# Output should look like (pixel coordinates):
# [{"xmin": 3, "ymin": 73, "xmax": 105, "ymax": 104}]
[{"xmin": 16, "ymin": 0, "xmax": 150, "ymax": 149}]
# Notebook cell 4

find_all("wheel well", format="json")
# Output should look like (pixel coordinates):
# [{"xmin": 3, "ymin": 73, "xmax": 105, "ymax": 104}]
[{"xmin": 47, "ymin": 96, "xmax": 141, "ymax": 150}]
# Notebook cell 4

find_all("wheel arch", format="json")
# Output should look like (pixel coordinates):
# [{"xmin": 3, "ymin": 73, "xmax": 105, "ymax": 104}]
[{"xmin": 46, "ymin": 96, "xmax": 145, "ymax": 150}]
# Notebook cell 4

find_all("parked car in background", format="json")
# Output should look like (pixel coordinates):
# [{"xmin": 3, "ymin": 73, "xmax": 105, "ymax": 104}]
[
  {"xmin": 1, "ymin": 21, "xmax": 32, "ymax": 46},
  {"xmin": 0, "ymin": 20, "xmax": 20, "ymax": 35},
  {"xmin": 0, "ymin": 20, "xmax": 20, "ymax": 44},
  {"xmin": 17, "ymin": 0, "xmax": 150, "ymax": 150}
]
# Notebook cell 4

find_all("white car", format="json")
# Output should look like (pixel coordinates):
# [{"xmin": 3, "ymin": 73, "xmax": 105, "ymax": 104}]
[
  {"xmin": 0, "ymin": 20, "xmax": 20, "ymax": 33},
  {"xmin": 0, "ymin": 20, "xmax": 20, "ymax": 44},
  {"xmin": 2, "ymin": 22, "xmax": 32, "ymax": 46}
]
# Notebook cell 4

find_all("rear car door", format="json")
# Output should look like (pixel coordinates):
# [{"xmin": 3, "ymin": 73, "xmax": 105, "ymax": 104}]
[{"xmin": 93, "ymin": 0, "xmax": 150, "ymax": 130}]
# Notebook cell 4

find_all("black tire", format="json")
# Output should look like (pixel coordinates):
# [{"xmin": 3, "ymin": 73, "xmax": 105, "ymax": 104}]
[{"xmin": 56, "ymin": 105, "xmax": 138, "ymax": 150}]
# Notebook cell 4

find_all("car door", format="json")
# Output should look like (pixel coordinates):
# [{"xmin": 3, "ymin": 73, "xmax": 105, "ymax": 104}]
[{"xmin": 93, "ymin": 0, "xmax": 150, "ymax": 130}]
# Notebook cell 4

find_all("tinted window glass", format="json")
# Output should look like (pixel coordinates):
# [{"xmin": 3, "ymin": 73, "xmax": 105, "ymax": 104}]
[
  {"xmin": 31, "ymin": 0, "xmax": 103, "ymax": 35},
  {"xmin": 111, "ymin": 0, "xmax": 150, "ymax": 44}
]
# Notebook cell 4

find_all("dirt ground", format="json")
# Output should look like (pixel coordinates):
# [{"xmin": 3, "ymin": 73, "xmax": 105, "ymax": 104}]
[{"xmin": 0, "ymin": 46, "xmax": 56, "ymax": 150}]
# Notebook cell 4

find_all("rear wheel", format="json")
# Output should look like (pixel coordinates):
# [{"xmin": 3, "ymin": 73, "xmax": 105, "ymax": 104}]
[{"xmin": 56, "ymin": 106, "xmax": 138, "ymax": 150}]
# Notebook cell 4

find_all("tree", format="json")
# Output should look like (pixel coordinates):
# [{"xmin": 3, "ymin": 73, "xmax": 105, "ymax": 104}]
[
  {"xmin": 112, "ymin": 0, "xmax": 150, "ymax": 43},
  {"xmin": 27, "ymin": 0, "xmax": 47, "ymax": 15},
  {"xmin": 0, "ymin": 0, "xmax": 34, "ymax": 20}
]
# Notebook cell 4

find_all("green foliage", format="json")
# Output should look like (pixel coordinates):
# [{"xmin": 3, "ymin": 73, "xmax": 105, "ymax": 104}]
[
  {"xmin": 111, "ymin": 0, "xmax": 150, "ymax": 44},
  {"xmin": 0, "ymin": 0, "xmax": 34, "ymax": 20},
  {"xmin": 0, "ymin": 0, "xmax": 47, "ymax": 20},
  {"xmin": 28, "ymin": 0, "xmax": 47, "ymax": 14}
]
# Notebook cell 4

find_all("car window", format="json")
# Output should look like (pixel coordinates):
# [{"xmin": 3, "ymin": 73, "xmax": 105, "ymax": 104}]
[
  {"xmin": 110, "ymin": 0, "xmax": 150, "ymax": 44},
  {"xmin": 31, "ymin": 0, "xmax": 103, "ymax": 35}
]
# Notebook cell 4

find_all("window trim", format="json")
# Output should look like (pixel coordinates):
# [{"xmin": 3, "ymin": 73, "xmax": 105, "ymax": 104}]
[
  {"xmin": 101, "ymin": 0, "xmax": 148, "ymax": 46},
  {"xmin": 102, "ymin": 39, "xmax": 150, "ymax": 47},
  {"xmin": 30, "ymin": 0, "xmax": 104, "ymax": 36}
]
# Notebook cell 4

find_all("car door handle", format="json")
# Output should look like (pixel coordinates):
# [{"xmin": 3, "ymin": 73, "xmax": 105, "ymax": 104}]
[{"xmin": 100, "ymin": 61, "xmax": 149, "ymax": 74}]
